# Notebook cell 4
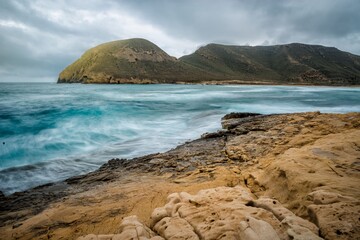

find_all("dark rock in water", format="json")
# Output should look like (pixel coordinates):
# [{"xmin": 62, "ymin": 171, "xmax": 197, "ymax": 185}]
[
  {"xmin": 222, "ymin": 112, "xmax": 261, "ymax": 120},
  {"xmin": 99, "ymin": 158, "xmax": 129, "ymax": 170},
  {"xmin": 65, "ymin": 174, "xmax": 88, "ymax": 184},
  {"xmin": 201, "ymin": 130, "xmax": 228, "ymax": 139},
  {"xmin": 221, "ymin": 112, "xmax": 262, "ymax": 130}
]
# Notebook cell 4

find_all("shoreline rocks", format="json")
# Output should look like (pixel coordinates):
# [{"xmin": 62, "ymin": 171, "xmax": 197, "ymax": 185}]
[
  {"xmin": 0, "ymin": 112, "xmax": 359, "ymax": 239},
  {"xmin": 80, "ymin": 186, "xmax": 323, "ymax": 240}
]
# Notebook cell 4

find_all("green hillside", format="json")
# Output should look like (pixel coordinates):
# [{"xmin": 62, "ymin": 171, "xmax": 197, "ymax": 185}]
[
  {"xmin": 180, "ymin": 43, "xmax": 360, "ymax": 85},
  {"xmin": 58, "ymin": 39, "xmax": 360, "ymax": 85},
  {"xmin": 58, "ymin": 38, "xmax": 215, "ymax": 83}
]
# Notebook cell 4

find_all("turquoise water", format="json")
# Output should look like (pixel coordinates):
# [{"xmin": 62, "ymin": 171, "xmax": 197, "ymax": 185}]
[{"xmin": 0, "ymin": 83, "xmax": 359, "ymax": 194}]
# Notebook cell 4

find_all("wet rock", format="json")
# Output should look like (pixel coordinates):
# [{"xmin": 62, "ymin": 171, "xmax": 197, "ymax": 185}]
[
  {"xmin": 222, "ymin": 112, "xmax": 262, "ymax": 120},
  {"xmin": 200, "ymin": 130, "xmax": 227, "ymax": 139},
  {"xmin": 99, "ymin": 158, "xmax": 128, "ymax": 170},
  {"xmin": 221, "ymin": 112, "xmax": 262, "ymax": 129}
]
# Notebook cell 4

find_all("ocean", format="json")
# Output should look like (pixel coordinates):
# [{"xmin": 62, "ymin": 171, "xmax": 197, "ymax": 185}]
[{"xmin": 1, "ymin": 83, "xmax": 359, "ymax": 195}]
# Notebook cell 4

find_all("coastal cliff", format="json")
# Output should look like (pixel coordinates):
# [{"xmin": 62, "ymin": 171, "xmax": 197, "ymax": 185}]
[
  {"xmin": 0, "ymin": 112, "xmax": 359, "ymax": 239},
  {"xmin": 58, "ymin": 38, "xmax": 360, "ymax": 85}
]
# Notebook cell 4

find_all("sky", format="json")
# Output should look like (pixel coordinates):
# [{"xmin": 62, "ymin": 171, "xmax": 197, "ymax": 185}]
[{"xmin": 0, "ymin": 0, "xmax": 360, "ymax": 82}]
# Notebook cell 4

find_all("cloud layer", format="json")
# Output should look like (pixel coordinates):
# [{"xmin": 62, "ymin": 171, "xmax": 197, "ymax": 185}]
[{"xmin": 1, "ymin": 0, "xmax": 359, "ymax": 82}]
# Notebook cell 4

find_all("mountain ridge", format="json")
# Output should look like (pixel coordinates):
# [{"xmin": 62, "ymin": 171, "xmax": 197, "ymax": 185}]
[{"xmin": 58, "ymin": 38, "xmax": 360, "ymax": 85}]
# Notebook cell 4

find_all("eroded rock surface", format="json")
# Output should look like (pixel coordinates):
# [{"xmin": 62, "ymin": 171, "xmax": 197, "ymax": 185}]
[
  {"xmin": 0, "ymin": 112, "xmax": 359, "ymax": 239},
  {"xmin": 80, "ymin": 186, "xmax": 322, "ymax": 240},
  {"xmin": 307, "ymin": 190, "xmax": 359, "ymax": 240}
]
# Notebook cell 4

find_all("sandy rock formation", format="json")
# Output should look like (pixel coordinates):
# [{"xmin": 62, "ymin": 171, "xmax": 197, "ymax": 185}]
[
  {"xmin": 80, "ymin": 186, "xmax": 322, "ymax": 240},
  {"xmin": 1, "ymin": 112, "xmax": 359, "ymax": 240},
  {"xmin": 307, "ymin": 190, "xmax": 359, "ymax": 240},
  {"xmin": 78, "ymin": 215, "xmax": 163, "ymax": 240}
]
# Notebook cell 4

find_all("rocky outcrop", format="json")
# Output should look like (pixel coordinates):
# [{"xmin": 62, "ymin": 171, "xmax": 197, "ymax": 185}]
[
  {"xmin": 150, "ymin": 186, "xmax": 321, "ymax": 240},
  {"xmin": 58, "ymin": 38, "xmax": 213, "ymax": 84},
  {"xmin": 0, "ymin": 112, "xmax": 359, "ymax": 239},
  {"xmin": 78, "ymin": 216, "xmax": 162, "ymax": 240},
  {"xmin": 80, "ymin": 186, "xmax": 322, "ymax": 240}
]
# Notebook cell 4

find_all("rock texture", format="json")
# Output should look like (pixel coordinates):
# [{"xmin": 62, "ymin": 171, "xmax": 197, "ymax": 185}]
[
  {"xmin": 307, "ymin": 190, "xmax": 360, "ymax": 240},
  {"xmin": 80, "ymin": 186, "xmax": 322, "ymax": 239},
  {"xmin": 150, "ymin": 186, "xmax": 321, "ymax": 240},
  {"xmin": 0, "ymin": 112, "xmax": 359, "ymax": 239}
]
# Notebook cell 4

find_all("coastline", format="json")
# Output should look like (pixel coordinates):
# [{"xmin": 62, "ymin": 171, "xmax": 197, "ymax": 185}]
[
  {"xmin": 58, "ymin": 78, "xmax": 360, "ymax": 87},
  {"xmin": 0, "ymin": 112, "xmax": 359, "ymax": 239}
]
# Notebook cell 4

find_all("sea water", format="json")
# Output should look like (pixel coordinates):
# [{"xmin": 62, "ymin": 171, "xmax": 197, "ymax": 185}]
[{"xmin": 0, "ymin": 83, "xmax": 359, "ymax": 194}]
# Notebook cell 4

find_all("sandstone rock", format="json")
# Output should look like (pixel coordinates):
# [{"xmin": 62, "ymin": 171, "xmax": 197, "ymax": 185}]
[
  {"xmin": 2, "ymin": 112, "xmax": 359, "ymax": 240},
  {"xmin": 307, "ymin": 190, "xmax": 357, "ymax": 205},
  {"xmin": 149, "ymin": 186, "xmax": 321, "ymax": 239},
  {"xmin": 307, "ymin": 190, "xmax": 360, "ymax": 240},
  {"xmin": 250, "ymin": 198, "xmax": 319, "ymax": 234},
  {"xmin": 77, "ymin": 186, "xmax": 323, "ymax": 239},
  {"xmin": 78, "ymin": 216, "xmax": 163, "ymax": 240},
  {"xmin": 78, "ymin": 234, "xmax": 114, "ymax": 240},
  {"xmin": 154, "ymin": 216, "xmax": 198, "ymax": 239}
]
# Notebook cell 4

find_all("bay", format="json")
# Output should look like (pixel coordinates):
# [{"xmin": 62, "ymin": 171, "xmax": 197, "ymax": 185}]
[{"xmin": 0, "ymin": 83, "xmax": 359, "ymax": 194}]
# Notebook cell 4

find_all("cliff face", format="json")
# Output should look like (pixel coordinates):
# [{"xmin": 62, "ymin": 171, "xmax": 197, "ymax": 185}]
[
  {"xmin": 58, "ymin": 39, "xmax": 360, "ymax": 85},
  {"xmin": 1, "ymin": 112, "xmax": 359, "ymax": 239}
]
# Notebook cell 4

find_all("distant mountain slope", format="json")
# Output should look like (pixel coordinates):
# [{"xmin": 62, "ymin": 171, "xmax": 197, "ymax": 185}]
[
  {"xmin": 180, "ymin": 43, "xmax": 360, "ymax": 85},
  {"xmin": 58, "ymin": 39, "xmax": 360, "ymax": 85}
]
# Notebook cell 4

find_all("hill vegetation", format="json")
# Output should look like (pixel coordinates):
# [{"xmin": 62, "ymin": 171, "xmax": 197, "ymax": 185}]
[{"xmin": 58, "ymin": 38, "xmax": 360, "ymax": 85}]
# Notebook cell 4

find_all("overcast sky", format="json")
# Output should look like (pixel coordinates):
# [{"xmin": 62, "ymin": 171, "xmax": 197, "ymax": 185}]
[{"xmin": 1, "ymin": 0, "xmax": 359, "ymax": 82}]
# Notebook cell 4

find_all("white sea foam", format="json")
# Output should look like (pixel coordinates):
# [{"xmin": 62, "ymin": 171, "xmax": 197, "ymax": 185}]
[{"xmin": 0, "ymin": 83, "xmax": 359, "ymax": 194}]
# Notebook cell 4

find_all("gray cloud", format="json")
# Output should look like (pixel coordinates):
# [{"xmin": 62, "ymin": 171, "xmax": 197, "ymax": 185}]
[
  {"xmin": 0, "ymin": 0, "xmax": 359, "ymax": 82},
  {"xmin": 120, "ymin": 0, "xmax": 360, "ymax": 45}
]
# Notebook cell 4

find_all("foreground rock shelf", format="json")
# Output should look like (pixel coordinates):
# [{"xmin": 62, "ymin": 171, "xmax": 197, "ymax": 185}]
[
  {"xmin": 79, "ymin": 186, "xmax": 322, "ymax": 240},
  {"xmin": 0, "ymin": 112, "xmax": 359, "ymax": 239}
]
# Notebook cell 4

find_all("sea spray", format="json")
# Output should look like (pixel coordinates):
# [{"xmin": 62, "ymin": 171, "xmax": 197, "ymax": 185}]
[{"xmin": 0, "ymin": 83, "xmax": 359, "ymax": 194}]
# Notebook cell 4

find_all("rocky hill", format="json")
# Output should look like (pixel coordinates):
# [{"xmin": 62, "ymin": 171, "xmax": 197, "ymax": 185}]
[
  {"xmin": 58, "ymin": 38, "xmax": 214, "ymax": 84},
  {"xmin": 58, "ymin": 38, "xmax": 360, "ymax": 85},
  {"xmin": 181, "ymin": 43, "xmax": 360, "ymax": 85}
]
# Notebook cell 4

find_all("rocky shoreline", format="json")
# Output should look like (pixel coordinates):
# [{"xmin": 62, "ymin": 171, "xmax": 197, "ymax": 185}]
[{"xmin": 0, "ymin": 112, "xmax": 359, "ymax": 239}]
